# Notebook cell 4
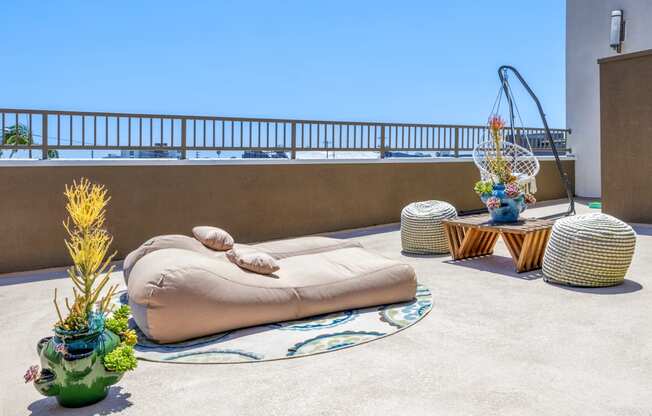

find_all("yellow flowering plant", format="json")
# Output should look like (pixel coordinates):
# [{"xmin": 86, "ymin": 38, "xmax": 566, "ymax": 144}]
[
  {"xmin": 53, "ymin": 178, "xmax": 118, "ymax": 331},
  {"xmin": 486, "ymin": 115, "xmax": 516, "ymax": 184}
]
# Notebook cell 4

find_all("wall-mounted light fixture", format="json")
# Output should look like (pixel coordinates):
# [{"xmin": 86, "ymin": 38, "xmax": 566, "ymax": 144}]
[{"xmin": 610, "ymin": 10, "xmax": 624, "ymax": 53}]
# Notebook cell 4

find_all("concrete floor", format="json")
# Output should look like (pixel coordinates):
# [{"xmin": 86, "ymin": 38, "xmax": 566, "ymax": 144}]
[{"xmin": 2, "ymin": 200, "xmax": 651, "ymax": 416}]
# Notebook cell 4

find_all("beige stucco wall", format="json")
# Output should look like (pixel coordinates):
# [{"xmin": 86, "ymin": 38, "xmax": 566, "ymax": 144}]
[
  {"xmin": 600, "ymin": 50, "xmax": 652, "ymax": 223},
  {"xmin": 0, "ymin": 158, "xmax": 574, "ymax": 273},
  {"xmin": 566, "ymin": 0, "xmax": 652, "ymax": 197}
]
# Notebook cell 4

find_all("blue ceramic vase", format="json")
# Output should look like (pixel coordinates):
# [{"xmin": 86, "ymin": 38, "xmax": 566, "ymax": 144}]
[{"xmin": 480, "ymin": 183, "xmax": 526, "ymax": 223}]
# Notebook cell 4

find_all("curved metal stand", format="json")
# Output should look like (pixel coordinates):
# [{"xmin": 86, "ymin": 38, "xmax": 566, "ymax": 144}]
[{"xmin": 498, "ymin": 65, "xmax": 575, "ymax": 217}]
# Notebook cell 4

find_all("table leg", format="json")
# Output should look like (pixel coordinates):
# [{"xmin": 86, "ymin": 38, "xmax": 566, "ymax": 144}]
[
  {"xmin": 472, "ymin": 230, "xmax": 499, "ymax": 257},
  {"xmin": 506, "ymin": 229, "xmax": 551, "ymax": 273},
  {"xmin": 445, "ymin": 225, "xmax": 498, "ymax": 260},
  {"xmin": 502, "ymin": 233, "xmax": 524, "ymax": 265},
  {"xmin": 443, "ymin": 223, "xmax": 463, "ymax": 259}
]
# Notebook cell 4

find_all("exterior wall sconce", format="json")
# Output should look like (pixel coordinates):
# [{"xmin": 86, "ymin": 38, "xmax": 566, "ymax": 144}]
[{"xmin": 610, "ymin": 10, "xmax": 624, "ymax": 53}]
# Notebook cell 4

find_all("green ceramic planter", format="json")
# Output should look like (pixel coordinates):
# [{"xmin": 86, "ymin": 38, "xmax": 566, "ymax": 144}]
[{"xmin": 34, "ymin": 315, "xmax": 124, "ymax": 408}]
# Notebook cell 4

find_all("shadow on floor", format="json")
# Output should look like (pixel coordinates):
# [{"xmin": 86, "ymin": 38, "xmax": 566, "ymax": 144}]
[
  {"xmin": 401, "ymin": 251, "xmax": 451, "ymax": 259},
  {"xmin": 633, "ymin": 224, "xmax": 652, "ymax": 236},
  {"xmin": 0, "ymin": 261, "xmax": 124, "ymax": 287},
  {"xmin": 445, "ymin": 256, "xmax": 643, "ymax": 293},
  {"xmin": 0, "ymin": 268, "xmax": 69, "ymax": 287},
  {"xmin": 444, "ymin": 255, "xmax": 543, "ymax": 281},
  {"xmin": 546, "ymin": 279, "xmax": 643, "ymax": 295},
  {"xmin": 131, "ymin": 319, "xmax": 277, "ymax": 353},
  {"xmin": 27, "ymin": 386, "xmax": 132, "ymax": 416},
  {"xmin": 326, "ymin": 223, "xmax": 400, "ymax": 239}
]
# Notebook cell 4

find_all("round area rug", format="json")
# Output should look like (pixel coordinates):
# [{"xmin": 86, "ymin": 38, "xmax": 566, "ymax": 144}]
[{"xmin": 111, "ymin": 284, "xmax": 432, "ymax": 364}]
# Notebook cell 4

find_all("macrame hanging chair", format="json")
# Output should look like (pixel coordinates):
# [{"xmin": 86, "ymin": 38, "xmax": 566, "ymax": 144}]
[
  {"xmin": 472, "ymin": 71, "xmax": 540, "ymax": 193},
  {"xmin": 473, "ymin": 66, "xmax": 575, "ymax": 217}
]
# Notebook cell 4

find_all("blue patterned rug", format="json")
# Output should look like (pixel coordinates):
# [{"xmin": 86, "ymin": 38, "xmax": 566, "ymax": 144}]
[{"xmin": 112, "ymin": 284, "xmax": 432, "ymax": 364}]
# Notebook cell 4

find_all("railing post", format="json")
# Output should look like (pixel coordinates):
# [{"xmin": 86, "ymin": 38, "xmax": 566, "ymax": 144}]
[
  {"xmin": 290, "ymin": 122, "xmax": 296, "ymax": 159},
  {"xmin": 379, "ymin": 124, "xmax": 386, "ymax": 159},
  {"xmin": 454, "ymin": 127, "xmax": 459, "ymax": 157},
  {"xmin": 41, "ymin": 113, "xmax": 48, "ymax": 160},
  {"xmin": 180, "ymin": 118, "xmax": 187, "ymax": 160}
]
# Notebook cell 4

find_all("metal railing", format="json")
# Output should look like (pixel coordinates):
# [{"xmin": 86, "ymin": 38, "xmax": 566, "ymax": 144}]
[{"xmin": 0, "ymin": 108, "xmax": 569, "ymax": 159}]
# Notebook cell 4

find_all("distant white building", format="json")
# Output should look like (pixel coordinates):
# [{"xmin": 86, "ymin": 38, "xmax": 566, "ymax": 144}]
[
  {"xmin": 566, "ymin": 0, "xmax": 652, "ymax": 197},
  {"xmin": 120, "ymin": 142, "xmax": 180, "ymax": 159}
]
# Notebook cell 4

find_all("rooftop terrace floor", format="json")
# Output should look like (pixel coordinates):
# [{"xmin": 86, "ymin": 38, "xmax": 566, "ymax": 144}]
[{"xmin": 2, "ymin": 200, "xmax": 651, "ymax": 416}]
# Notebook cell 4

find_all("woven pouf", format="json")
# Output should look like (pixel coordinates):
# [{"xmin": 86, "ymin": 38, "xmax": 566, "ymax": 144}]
[
  {"xmin": 401, "ymin": 200, "xmax": 457, "ymax": 254},
  {"xmin": 542, "ymin": 213, "xmax": 636, "ymax": 287}
]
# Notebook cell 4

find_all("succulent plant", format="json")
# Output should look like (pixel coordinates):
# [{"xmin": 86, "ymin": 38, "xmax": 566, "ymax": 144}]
[
  {"xmin": 486, "ymin": 196, "xmax": 501, "ymax": 210},
  {"xmin": 524, "ymin": 193, "xmax": 537, "ymax": 205},
  {"xmin": 104, "ymin": 305, "xmax": 138, "ymax": 368},
  {"xmin": 474, "ymin": 180, "xmax": 493, "ymax": 195},
  {"xmin": 24, "ymin": 365, "xmax": 40, "ymax": 384},
  {"xmin": 103, "ymin": 344, "xmax": 137, "ymax": 372},
  {"xmin": 505, "ymin": 182, "xmax": 521, "ymax": 198}
]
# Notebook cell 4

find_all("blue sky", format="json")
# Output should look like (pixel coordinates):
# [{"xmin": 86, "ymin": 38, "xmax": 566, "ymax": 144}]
[{"xmin": 2, "ymin": 1, "xmax": 565, "ymax": 127}]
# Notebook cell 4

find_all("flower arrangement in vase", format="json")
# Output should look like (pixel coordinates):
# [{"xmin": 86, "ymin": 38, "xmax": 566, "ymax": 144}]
[
  {"xmin": 474, "ymin": 116, "xmax": 536, "ymax": 223},
  {"xmin": 25, "ymin": 178, "xmax": 137, "ymax": 408}
]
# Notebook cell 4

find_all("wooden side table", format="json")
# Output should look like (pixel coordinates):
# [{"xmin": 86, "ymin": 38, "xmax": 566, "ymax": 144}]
[{"xmin": 442, "ymin": 215, "xmax": 554, "ymax": 273}]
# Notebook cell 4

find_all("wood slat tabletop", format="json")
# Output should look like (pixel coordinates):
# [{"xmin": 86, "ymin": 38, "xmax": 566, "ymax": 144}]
[{"xmin": 442, "ymin": 214, "xmax": 555, "ymax": 234}]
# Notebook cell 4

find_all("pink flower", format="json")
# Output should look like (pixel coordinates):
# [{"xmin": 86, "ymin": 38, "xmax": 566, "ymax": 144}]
[
  {"xmin": 24, "ymin": 365, "xmax": 40, "ymax": 383},
  {"xmin": 524, "ymin": 193, "xmax": 536, "ymax": 205},
  {"xmin": 486, "ymin": 196, "xmax": 501, "ymax": 210},
  {"xmin": 505, "ymin": 182, "xmax": 520, "ymax": 198}
]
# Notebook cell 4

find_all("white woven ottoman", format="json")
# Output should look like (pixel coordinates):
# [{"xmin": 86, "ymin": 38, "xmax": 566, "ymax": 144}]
[
  {"xmin": 401, "ymin": 200, "xmax": 457, "ymax": 254},
  {"xmin": 542, "ymin": 213, "xmax": 636, "ymax": 287}
]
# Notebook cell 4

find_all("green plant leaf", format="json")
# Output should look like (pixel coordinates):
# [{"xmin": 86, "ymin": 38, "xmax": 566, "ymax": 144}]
[{"xmin": 103, "ymin": 343, "xmax": 137, "ymax": 372}]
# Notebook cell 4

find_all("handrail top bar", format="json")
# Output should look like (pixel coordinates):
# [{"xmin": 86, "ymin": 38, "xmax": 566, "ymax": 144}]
[
  {"xmin": 0, "ymin": 154, "xmax": 575, "ymax": 168},
  {"xmin": 0, "ymin": 108, "xmax": 569, "ymax": 132}
]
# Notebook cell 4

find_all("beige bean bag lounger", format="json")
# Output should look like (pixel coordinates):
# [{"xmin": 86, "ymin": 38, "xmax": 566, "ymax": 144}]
[{"xmin": 124, "ymin": 235, "xmax": 417, "ymax": 343}]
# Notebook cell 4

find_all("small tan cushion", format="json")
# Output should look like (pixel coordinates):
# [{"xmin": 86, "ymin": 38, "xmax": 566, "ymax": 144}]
[
  {"xmin": 226, "ymin": 247, "xmax": 280, "ymax": 275},
  {"xmin": 192, "ymin": 226, "xmax": 234, "ymax": 251}
]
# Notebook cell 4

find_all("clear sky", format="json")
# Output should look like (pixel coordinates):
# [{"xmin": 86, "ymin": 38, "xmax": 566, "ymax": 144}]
[{"xmin": 2, "ymin": 1, "xmax": 565, "ymax": 127}]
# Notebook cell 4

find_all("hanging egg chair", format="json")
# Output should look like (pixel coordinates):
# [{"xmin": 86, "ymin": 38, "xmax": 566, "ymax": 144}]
[
  {"xmin": 472, "ymin": 66, "xmax": 574, "ymax": 216},
  {"xmin": 472, "ymin": 139, "xmax": 540, "ymax": 192}
]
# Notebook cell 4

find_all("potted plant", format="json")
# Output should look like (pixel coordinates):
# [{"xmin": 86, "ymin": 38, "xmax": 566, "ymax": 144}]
[
  {"xmin": 24, "ymin": 178, "xmax": 137, "ymax": 408},
  {"xmin": 474, "ymin": 116, "xmax": 536, "ymax": 223}
]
